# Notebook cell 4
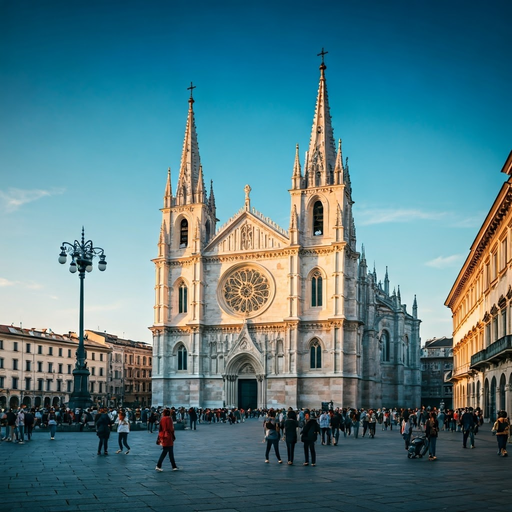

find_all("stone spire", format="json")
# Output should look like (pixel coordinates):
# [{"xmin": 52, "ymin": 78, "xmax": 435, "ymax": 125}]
[
  {"xmin": 384, "ymin": 266, "xmax": 390, "ymax": 295},
  {"xmin": 209, "ymin": 179, "xmax": 217, "ymax": 219},
  {"xmin": 305, "ymin": 49, "xmax": 336, "ymax": 187},
  {"xmin": 413, "ymin": 295, "xmax": 418, "ymax": 319},
  {"xmin": 334, "ymin": 139, "xmax": 343, "ymax": 185},
  {"xmin": 164, "ymin": 167, "xmax": 172, "ymax": 208},
  {"xmin": 291, "ymin": 143, "xmax": 302, "ymax": 189},
  {"xmin": 176, "ymin": 82, "xmax": 204, "ymax": 205}
]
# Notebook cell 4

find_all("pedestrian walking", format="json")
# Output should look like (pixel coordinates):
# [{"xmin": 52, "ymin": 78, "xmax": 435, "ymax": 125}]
[
  {"xmin": 263, "ymin": 410, "xmax": 282, "ymax": 464},
  {"xmin": 461, "ymin": 407, "xmax": 476, "ymax": 449},
  {"xmin": 301, "ymin": 410, "xmax": 320, "ymax": 466},
  {"xmin": 283, "ymin": 409, "xmax": 299, "ymax": 465},
  {"xmin": 15, "ymin": 407, "xmax": 25, "ymax": 444},
  {"xmin": 492, "ymin": 410, "xmax": 510, "ymax": 457},
  {"xmin": 155, "ymin": 408, "xmax": 178, "ymax": 471},
  {"xmin": 401, "ymin": 413, "xmax": 413, "ymax": 450},
  {"xmin": 351, "ymin": 409, "xmax": 360, "ymax": 439},
  {"xmin": 47, "ymin": 408, "xmax": 58, "ymax": 440},
  {"xmin": 189, "ymin": 407, "xmax": 198, "ymax": 430},
  {"xmin": 95, "ymin": 407, "xmax": 112, "ymax": 455},
  {"xmin": 115, "ymin": 411, "xmax": 131, "ymax": 454},
  {"xmin": 25, "ymin": 408, "xmax": 35, "ymax": 441},
  {"xmin": 319, "ymin": 410, "xmax": 331, "ymax": 445},
  {"xmin": 425, "ymin": 411, "xmax": 439, "ymax": 460}
]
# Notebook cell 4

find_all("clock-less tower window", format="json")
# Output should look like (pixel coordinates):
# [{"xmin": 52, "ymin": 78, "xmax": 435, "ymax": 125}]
[
  {"xmin": 180, "ymin": 219, "xmax": 188, "ymax": 248},
  {"xmin": 313, "ymin": 201, "xmax": 323, "ymax": 236}
]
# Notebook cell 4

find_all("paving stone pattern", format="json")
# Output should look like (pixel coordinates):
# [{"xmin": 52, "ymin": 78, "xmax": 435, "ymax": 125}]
[{"xmin": 2, "ymin": 420, "xmax": 510, "ymax": 512}]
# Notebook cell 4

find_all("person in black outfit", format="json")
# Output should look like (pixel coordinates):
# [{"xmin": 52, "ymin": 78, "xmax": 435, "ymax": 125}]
[
  {"xmin": 95, "ymin": 407, "xmax": 112, "ymax": 455},
  {"xmin": 301, "ymin": 411, "xmax": 321, "ymax": 466},
  {"xmin": 284, "ymin": 410, "xmax": 299, "ymax": 464}
]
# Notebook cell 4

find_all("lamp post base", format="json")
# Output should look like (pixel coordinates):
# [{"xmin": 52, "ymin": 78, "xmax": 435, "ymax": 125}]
[{"xmin": 68, "ymin": 366, "xmax": 93, "ymax": 411}]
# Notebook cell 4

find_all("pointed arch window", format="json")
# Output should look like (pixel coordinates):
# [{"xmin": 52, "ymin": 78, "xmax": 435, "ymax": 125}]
[
  {"xmin": 180, "ymin": 219, "xmax": 188, "ymax": 248},
  {"xmin": 178, "ymin": 283, "xmax": 188, "ymax": 314},
  {"xmin": 313, "ymin": 201, "xmax": 323, "ymax": 236},
  {"xmin": 177, "ymin": 345, "xmax": 188, "ymax": 371},
  {"xmin": 205, "ymin": 219, "xmax": 211, "ymax": 242},
  {"xmin": 381, "ymin": 331, "xmax": 390, "ymax": 362},
  {"xmin": 311, "ymin": 270, "xmax": 323, "ymax": 307},
  {"xmin": 310, "ymin": 339, "xmax": 322, "ymax": 369}
]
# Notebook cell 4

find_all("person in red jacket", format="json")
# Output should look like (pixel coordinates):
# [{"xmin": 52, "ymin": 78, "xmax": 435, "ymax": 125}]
[{"xmin": 155, "ymin": 408, "xmax": 178, "ymax": 472}]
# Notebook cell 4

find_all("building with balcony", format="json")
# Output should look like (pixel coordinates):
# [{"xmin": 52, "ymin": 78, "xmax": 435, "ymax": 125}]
[
  {"xmin": 420, "ymin": 336, "xmax": 453, "ymax": 410},
  {"xmin": 0, "ymin": 324, "xmax": 110, "ymax": 410},
  {"xmin": 445, "ymin": 151, "xmax": 512, "ymax": 419}
]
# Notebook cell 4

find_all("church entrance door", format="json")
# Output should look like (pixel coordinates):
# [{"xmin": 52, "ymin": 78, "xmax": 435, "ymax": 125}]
[{"xmin": 238, "ymin": 379, "xmax": 257, "ymax": 410}]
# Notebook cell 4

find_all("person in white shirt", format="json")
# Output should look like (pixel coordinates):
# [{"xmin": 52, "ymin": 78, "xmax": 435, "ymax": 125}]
[{"xmin": 115, "ymin": 411, "xmax": 131, "ymax": 454}]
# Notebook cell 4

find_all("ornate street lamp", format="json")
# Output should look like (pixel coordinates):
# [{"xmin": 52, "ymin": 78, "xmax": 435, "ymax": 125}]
[{"xmin": 58, "ymin": 227, "xmax": 107, "ymax": 410}]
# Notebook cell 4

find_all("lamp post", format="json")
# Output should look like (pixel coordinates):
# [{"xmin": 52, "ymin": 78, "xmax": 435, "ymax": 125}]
[{"xmin": 58, "ymin": 227, "xmax": 107, "ymax": 411}]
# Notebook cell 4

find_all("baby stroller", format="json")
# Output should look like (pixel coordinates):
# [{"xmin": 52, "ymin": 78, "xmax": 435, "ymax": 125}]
[{"xmin": 407, "ymin": 434, "xmax": 429, "ymax": 458}]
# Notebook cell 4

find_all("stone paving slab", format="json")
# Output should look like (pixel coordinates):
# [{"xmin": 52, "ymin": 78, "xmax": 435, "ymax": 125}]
[{"xmin": 1, "ymin": 421, "xmax": 510, "ymax": 512}]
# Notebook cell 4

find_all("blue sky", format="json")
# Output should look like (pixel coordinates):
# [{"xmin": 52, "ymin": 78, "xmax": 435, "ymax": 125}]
[{"xmin": 1, "ymin": 0, "xmax": 511, "ymax": 344}]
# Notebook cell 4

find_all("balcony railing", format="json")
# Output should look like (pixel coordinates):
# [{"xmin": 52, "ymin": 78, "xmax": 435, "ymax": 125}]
[{"xmin": 471, "ymin": 335, "xmax": 512, "ymax": 370}]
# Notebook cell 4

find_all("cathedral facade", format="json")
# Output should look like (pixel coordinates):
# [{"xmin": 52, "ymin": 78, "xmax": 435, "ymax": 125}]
[{"xmin": 151, "ymin": 59, "xmax": 422, "ymax": 410}]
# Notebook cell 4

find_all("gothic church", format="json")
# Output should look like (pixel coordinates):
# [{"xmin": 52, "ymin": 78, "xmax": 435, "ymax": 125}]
[{"xmin": 151, "ymin": 57, "xmax": 421, "ymax": 410}]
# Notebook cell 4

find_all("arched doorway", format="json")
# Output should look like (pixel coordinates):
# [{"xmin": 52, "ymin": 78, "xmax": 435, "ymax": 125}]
[
  {"xmin": 484, "ymin": 379, "xmax": 490, "ymax": 418},
  {"xmin": 499, "ymin": 374, "xmax": 507, "ymax": 411},
  {"xmin": 224, "ymin": 353, "xmax": 264, "ymax": 409},
  {"xmin": 490, "ymin": 377, "xmax": 497, "ymax": 421},
  {"xmin": 9, "ymin": 395, "xmax": 19, "ymax": 409},
  {"xmin": 23, "ymin": 396, "xmax": 31, "ymax": 407}
]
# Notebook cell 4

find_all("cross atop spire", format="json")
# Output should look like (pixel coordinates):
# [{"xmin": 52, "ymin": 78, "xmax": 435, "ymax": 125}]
[
  {"xmin": 317, "ymin": 47, "xmax": 328, "ymax": 63},
  {"xmin": 187, "ymin": 82, "xmax": 196, "ymax": 105},
  {"xmin": 317, "ymin": 47, "xmax": 328, "ymax": 75}
]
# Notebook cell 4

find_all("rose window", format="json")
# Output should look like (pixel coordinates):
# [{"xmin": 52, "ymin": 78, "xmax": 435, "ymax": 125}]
[{"xmin": 222, "ymin": 268, "xmax": 270, "ymax": 315}]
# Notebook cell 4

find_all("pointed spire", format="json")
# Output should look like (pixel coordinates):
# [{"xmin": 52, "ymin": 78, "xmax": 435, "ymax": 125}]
[
  {"xmin": 176, "ymin": 82, "xmax": 204, "ymax": 205},
  {"xmin": 306, "ymin": 49, "xmax": 336, "ymax": 187},
  {"xmin": 397, "ymin": 285, "xmax": 401, "ymax": 304},
  {"xmin": 292, "ymin": 143, "xmax": 302, "ymax": 189},
  {"xmin": 335, "ymin": 203, "xmax": 343, "ymax": 226},
  {"xmin": 334, "ymin": 139, "xmax": 343, "ymax": 185},
  {"xmin": 164, "ymin": 167, "xmax": 172, "ymax": 208},
  {"xmin": 195, "ymin": 165, "xmax": 206, "ymax": 203},
  {"xmin": 361, "ymin": 243, "xmax": 366, "ymax": 263},
  {"xmin": 209, "ymin": 179, "xmax": 216, "ymax": 217},
  {"xmin": 384, "ymin": 266, "xmax": 390, "ymax": 295},
  {"xmin": 413, "ymin": 295, "xmax": 418, "ymax": 319},
  {"xmin": 290, "ymin": 204, "xmax": 298, "ymax": 230}
]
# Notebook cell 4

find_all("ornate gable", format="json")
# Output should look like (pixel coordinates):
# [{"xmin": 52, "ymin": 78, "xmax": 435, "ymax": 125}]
[
  {"xmin": 205, "ymin": 209, "xmax": 289, "ymax": 255},
  {"xmin": 227, "ymin": 321, "xmax": 262, "ymax": 359}
]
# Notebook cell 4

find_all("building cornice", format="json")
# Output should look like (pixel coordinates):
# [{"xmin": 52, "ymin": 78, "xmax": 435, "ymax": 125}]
[{"xmin": 445, "ymin": 174, "xmax": 512, "ymax": 309}]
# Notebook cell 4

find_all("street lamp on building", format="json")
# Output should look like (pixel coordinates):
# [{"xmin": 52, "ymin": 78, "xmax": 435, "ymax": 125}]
[{"xmin": 58, "ymin": 227, "xmax": 107, "ymax": 411}]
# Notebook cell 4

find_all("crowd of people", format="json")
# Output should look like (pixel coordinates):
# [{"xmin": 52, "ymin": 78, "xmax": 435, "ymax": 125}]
[{"xmin": 2, "ymin": 403, "xmax": 510, "ymax": 465}]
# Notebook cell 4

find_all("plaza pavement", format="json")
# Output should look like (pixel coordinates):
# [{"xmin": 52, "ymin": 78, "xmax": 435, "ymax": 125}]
[{"xmin": 2, "ymin": 419, "xmax": 510, "ymax": 512}]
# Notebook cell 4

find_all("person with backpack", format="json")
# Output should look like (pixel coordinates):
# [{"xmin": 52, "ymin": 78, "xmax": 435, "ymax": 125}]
[
  {"xmin": 263, "ymin": 409, "xmax": 282, "ymax": 464},
  {"xmin": 301, "ymin": 410, "xmax": 321, "ymax": 466},
  {"xmin": 493, "ymin": 410, "xmax": 510, "ymax": 457}
]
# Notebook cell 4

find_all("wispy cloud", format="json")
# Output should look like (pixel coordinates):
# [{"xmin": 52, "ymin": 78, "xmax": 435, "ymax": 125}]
[
  {"xmin": 0, "ymin": 187, "xmax": 65, "ymax": 212},
  {"xmin": 357, "ymin": 208, "xmax": 448, "ymax": 226},
  {"xmin": 0, "ymin": 277, "xmax": 43, "ymax": 289},
  {"xmin": 425, "ymin": 254, "xmax": 464, "ymax": 269},
  {"xmin": 356, "ymin": 206, "xmax": 484, "ymax": 229}
]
